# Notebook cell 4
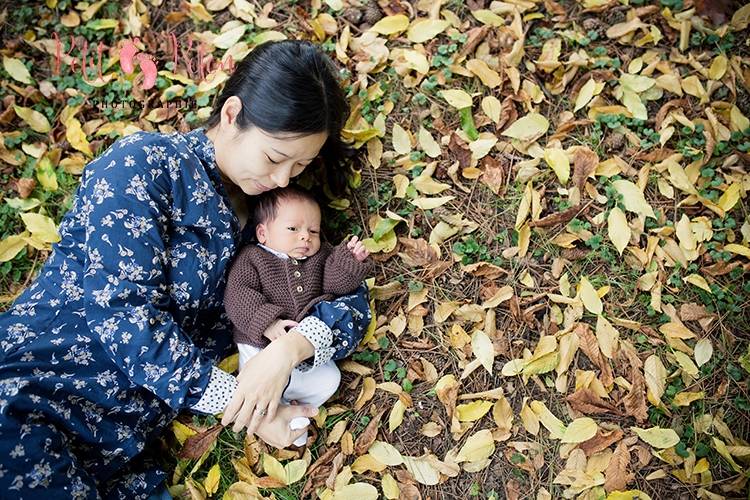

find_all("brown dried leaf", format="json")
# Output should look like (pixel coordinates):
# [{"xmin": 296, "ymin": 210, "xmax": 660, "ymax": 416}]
[
  {"xmin": 456, "ymin": 25, "xmax": 492, "ymax": 61},
  {"xmin": 397, "ymin": 237, "xmax": 438, "ymax": 266},
  {"xmin": 529, "ymin": 201, "xmax": 592, "ymax": 228},
  {"xmin": 575, "ymin": 323, "xmax": 614, "ymax": 387},
  {"xmin": 354, "ymin": 409, "xmax": 386, "ymax": 456},
  {"xmin": 573, "ymin": 146, "xmax": 599, "ymax": 194},
  {"xmin": 620, "ymin": 368, "xmax": 648, "ymax": 424},
  {"xmin": 398, "ymin": 481, "xmax": 422, "ymax": 500},
  {"xmin": 604, "ymin": 440, "xmax": 635, "ymax": 493},
  {"xmin": 254, "ymin": 476, "xmax": 287, "ymax": 489},
  {"xmin": 448, "ymin": 133, "xmax": 472, "ymax": 169},
  {"xmin": 579, "ymin": 428, "xmax": 624, "ymax": 456},
  {"xmin": 495, "ymin": 97, "xmax": 519, "ymax": 134},
  {"xmin": 543, "ymin": 0, "xmax": 567, "ymax": 15},
  {"xmin": 176, "ymin": 424, "xmax": 223, "ymax": 460},
  {"xmin": 16, "ymin": 178, "xmax": 37, "ymax": 199},
  {"xmin": 505, "ymin": 479, "xmax": 522, "ymax": 500},
  {"xmin": 480, "ymin": 155, "xmax": 505, "ymax": 195},
  {"xmin": 679, "ymin": 303, "xmax": 715, "ymax": 322},
  {"xmin": 566, "ymin": 387, "xmax": 623, "ymax": 416}
]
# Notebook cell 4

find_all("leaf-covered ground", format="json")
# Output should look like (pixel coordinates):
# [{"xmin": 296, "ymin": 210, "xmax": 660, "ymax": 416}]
[{"xmin": 2, "ymin": 0, "xmax": 750, "ymax": 499}]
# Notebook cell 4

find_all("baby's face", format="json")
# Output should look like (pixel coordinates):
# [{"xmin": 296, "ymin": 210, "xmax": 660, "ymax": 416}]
[{"xmin": 256, "ymin": 198, "xmax": 322, "ymax": 259}]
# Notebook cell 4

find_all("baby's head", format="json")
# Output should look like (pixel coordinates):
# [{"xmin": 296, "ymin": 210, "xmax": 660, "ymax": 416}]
[{"xmin": 252, "ymin": 185, "xmax": 322, "ymax": 259}]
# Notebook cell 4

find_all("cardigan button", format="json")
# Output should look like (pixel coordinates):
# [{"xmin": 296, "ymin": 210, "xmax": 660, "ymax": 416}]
[
  {"xmin": 294, "ymin": 271, "xmax": 301, "ymax": 277},
  {"xmin": 297, "ymin": 286, "xmax": 303, "ymax": 292},
  {"xmin": 291, "ymin": 259, "xmax": 298, "ymax": 265}
]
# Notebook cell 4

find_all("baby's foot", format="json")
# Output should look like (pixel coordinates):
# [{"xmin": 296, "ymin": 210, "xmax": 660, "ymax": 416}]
[
  {"xmin": 136, "ymin": 53, "xmax": 157, "ymax": 90},
  {"xmin": 118, "ymin": 38, "xmax": 141, "ymax": 74}
]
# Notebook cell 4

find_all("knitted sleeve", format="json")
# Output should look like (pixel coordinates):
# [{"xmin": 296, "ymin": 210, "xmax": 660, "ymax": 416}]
[
  {"xmin": 322, "ymin": 241, "xmax": 373, "ymax": 296},
  {"xmin": 224, "ymin": 246, "xmax": 284, "ymax": 347}
]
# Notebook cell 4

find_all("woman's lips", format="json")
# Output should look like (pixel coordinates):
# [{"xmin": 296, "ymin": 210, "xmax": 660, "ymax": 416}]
[{"xmin": 255, "ymin": 181, "xmax": 271, "ymax": 192}]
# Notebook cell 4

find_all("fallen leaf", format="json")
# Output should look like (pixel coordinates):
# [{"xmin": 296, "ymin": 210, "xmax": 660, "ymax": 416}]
[
  {"xmin": 604, "ymin": 440, "xmax": 634, "ymax": 493},
  {"xmin": 561, "ymin": 418, "xmax": 598, "ymax": 444},
  {"xmin": 455, "ymin": 429, "xmax": 495, "ymax": 463},
  {"xmin": 176, "ymin": 424, "xmax": 223, "ymax": 460},
  {"xmin": 566, "ymin": 387, "xmax": 623, "ymax": 416},
  {"xmin": 632, "ymin": 427, "xmax": 680, "ymax": 449}
]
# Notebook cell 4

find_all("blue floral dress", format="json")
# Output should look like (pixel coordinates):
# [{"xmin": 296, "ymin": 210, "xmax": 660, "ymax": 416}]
[{"xmin": 0, "ymin": 130, "xmax": 240, "ymax": 499}]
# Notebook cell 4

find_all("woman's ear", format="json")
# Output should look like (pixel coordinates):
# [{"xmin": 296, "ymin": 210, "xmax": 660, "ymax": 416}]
[
  {"xmin": 221, "ymin": 96, "xmax": 243, "ymax": 128},
  {"xmin": 256, "ymin": 223, "xmax": 267, "ymax": 244}
]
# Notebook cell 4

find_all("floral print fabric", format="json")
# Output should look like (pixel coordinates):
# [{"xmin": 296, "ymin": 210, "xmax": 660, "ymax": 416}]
[{"xmin": 0, "ymin": 130, "xmax": 240, "ymax": 499}]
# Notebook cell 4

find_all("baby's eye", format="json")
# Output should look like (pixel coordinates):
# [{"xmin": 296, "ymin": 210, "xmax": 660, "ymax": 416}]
[
  {"xmin": 287, "ymin": 227, "xmax": 298, "ymax": 232},
  {"xmin": 310, "ymin": 230, "xmax": 319, "ymax": 235}
]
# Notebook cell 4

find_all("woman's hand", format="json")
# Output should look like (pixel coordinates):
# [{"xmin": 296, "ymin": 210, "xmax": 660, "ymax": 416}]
[
  {"xmin": 221, "ymin": 331, "xmax": 315, "ymax": 434},
  {"xmin": 254, "ymin": 404, "xmax": 318, "ymax": 448}
]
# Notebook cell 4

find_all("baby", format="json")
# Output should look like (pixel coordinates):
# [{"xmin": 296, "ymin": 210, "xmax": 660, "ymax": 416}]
[{"xmin": 224, "ymin": 185, "xmax": 372, "ymax": 446}]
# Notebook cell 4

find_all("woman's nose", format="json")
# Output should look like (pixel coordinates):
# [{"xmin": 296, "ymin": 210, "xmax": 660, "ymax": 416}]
[{"xmin": 269, "ymin": 166, "xmax": 292, "ymax": 188}]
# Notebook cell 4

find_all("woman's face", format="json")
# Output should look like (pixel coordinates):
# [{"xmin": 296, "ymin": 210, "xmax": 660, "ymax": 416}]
[{"xmin": 207, "ymin": 97, "xmax": 328, "ymax": 196}]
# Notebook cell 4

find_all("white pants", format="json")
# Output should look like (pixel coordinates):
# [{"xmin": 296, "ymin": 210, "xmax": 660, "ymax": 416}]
[{"xmin": 238, "ymin": 343, "xmax": 341, "ymax": 446}]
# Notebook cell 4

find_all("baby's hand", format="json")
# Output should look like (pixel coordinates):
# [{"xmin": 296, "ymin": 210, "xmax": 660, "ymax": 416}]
[
  {"xmin": 264, "ymin": 319, "xmax": 298, "ymax": 341},
  {"xmin": 347, "ymin": 235, "xmax": 370, "ymax": 262}
]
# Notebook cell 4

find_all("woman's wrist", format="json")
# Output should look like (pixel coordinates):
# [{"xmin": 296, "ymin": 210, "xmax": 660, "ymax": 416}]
[{"xmin": 272, "ymin": 329, "xmax": 315, "ymax": 366}]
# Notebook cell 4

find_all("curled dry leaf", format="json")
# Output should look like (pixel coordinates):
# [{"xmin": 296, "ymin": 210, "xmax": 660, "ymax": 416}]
[
  {"xmin": 354, "ymin": 409, "xmax": 386, "ymax": 456},
  {"xmin": 175, "ymin": 424, "xmax": 223, "ymax": 460},
  {"xmin": 604, "ymin": 440, "xmax": 635, "ymax": 493}
]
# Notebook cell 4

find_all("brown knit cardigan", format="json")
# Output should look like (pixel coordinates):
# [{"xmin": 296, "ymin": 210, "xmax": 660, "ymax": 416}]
[{"xmin": 224, "ymin": 241, "xmax": 372, "ymax": 348}]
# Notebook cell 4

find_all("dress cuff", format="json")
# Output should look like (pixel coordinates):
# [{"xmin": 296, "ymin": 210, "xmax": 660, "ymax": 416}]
[
  {"xmin": 190, "ymin": 366, "xmax": 238, "ymax": 415},
  {"xmin": 294, "ymin": 316, "xmax": 335, "ymax": 373}
]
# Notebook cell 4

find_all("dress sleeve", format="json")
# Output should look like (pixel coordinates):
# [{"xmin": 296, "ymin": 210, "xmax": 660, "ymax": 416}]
[
  {"xmin": 224, "ymin": 246, "xmax": 284, "ymax": 347},
  {"xmin": 81, "ymin": 133, "xmax": 216, "ymax": 409},
  {"xmin": 322, "ymin": 242, "xmax": 373, "ymax": 296}
]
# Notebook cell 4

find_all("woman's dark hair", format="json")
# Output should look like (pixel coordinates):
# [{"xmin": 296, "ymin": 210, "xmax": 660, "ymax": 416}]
[
  {"xmin": 205, "ymin": 40, "xmax": 352, "ymax": 195},
  {"xmin": 251, "ymin": 185, "xmax": 319, "ymax": 230}
]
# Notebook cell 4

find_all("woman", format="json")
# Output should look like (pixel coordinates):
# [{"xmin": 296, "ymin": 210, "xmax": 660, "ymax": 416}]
[{"xmin": 0, "ymin": 40, "xmax": 368, "ymax": 499}]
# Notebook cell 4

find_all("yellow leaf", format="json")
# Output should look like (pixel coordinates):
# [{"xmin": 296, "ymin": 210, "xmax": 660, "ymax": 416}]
[
  {"xmin": 712, "ymin": 438, "xmax": 743, "ymax": 473},
  {"xmin": 441, "ymin": 89, "xmax": 473, "ymax": 109},
  {"xmin": 402, "ymin": 456, "xmax": 440, "ymax": 485},
  {"xmin": 717, "ymin": 182, "xmax": 740, "ymax": 212},
  {"xmin": 595, "ymin": 314, "xmax": 619, "ymax": 359},
  {"xmin": 501, "ymin": 113, "xmax": 549, "ymax": 143},
  {"xmin": 471, "ymin": 9, "xmax": 505, "ymax": 26},
  {"xmin": 172, "ymin": 420, "xmax": 197, "ymax": 445},
  {"xmin": 3, "ymin": 56, "xmax": 32, "ymax": 84},
  {"xmin": 493, "ymin": 396, "xmax": 513, "ymax": 430},
  {"xmin": 530, "ymin": 400, "xmax": 566, "ymax": 440},
  {"xmin": 409, "ymin": 196, "xmax": 455, "ymax": 210},
  {"xmin": 573, "ymin": 78, "xmax": 599, "ymax": 112},
  {"xmin": 455, "ymin": 400, "xmax": 493, "ymax": 422},
  {"xmin": 520, "ymin": 398, "xmax": 540, "ymax": 435},
  {"xmin": 505, "ymin": 38, "xmax": 525, "ymax": 67},
  {"xmin": 263, "ymin": 454, "xmax": 287, "ymax": 484},
  {"xmin": 14, "ymin": 105, "xmax": 51, "ymax": 133},
  {"xmin": 412, "ymin": 175, "xmax": 451, "ymax": 195},
  {"xmin": 544, "ymin": 148, "xmax": 570, "ymax": 184},
  {"xmin": 517, "ymin": 223, "xmax": 530, "ymax": 258},
  {"xmin": 332, "ymin": 482, "xmax": 379, "ymax": 500},
  {"xmin": 368, "ymin": 441, "xmax": 403, "ymax": 466},
  {"xmin": 218, "ymin": 353, "xmax": 239, "ymax": 374},
  {"xmin": 580, "ymin": 277, "xmax": 603, "ymax": 315},
  {"xmin": 20, "ymin": 213, "xmax": 60, "ymax": 243},
  {"xmin": 471, "ymin": 329, "xmax": 494, "ymax": 374},
  {"xmin": 381, "ymin": 473, "xmax": 400, "ymax": 500},
  {"xmin": 611, "ymin": 180, "xmax": 655, "ymax": 218},
  {"xmin": 644, "ymin": 355, "xmax": 666, "ymax": 406},
  {"xmin": 724, "ymin": 243, "xmax": 750, "ymax": 257},
  {"xmin": 632, "ymin": 427, "xmax": 680, "ymax": 448},
  {"xmin": 418, "ymin": 126, "xmax": 441, "ymax": 158},
  {"xmin": 391, "ymin": 123, "xmax": 412, "ymax": 155},
  {"xmin": 323, "ymin": 0, "xmax": 343, "ymax": 11},
  {"xmin": 403, "ymin": 49, "xmax": 430, "ymax": 75},
  {"xmin": 393, "ymin": 174, "xmax": 410, "ymax": 198},
  {"xmin": 466, "ymin": 59, "xmax": 502, "ymax": 88},
  {"xmin": 621, "ymin": 90, "xmax": 648, "ymax": 120},
  {"xmin": 709, "ymin": 55, "xmax": 727, "ymax": 80},
  {"xmin": 522, "ymin": 352, "xmax": 559, "ymax": 377},
  {"xmin": 561, "ymin": 417, "xmax": 598, "ymax": 443},
  {"xmin": 388, "ymin": 399, "xmax": 407, "ymax": 432},
  {"xmin": 407, "ymin": 19, "xmax": 450, "ymax": 43},
  {"xmin": 501, "ymin": 358, "xmax": 525, "ymax": 376},
  {"xmin": 65, "ymin": 118, "xmax": 93, "ymax": 156},
  {"xmin": 674, "ymin": 351, "xmax": 700, "ymax": 378},
  {"xmin": 607, "ymin": 207, "xmax": 630, "ymax": 256},
  {"xmin": 694, "ymin": 338, "xmax": 713, "ymax": 367},
  {"xmin": 0, "ymin": 232, "xmax": 30, "ymax": 262},
  {"xmin": 284, "ymin": 459, "xmax": 308, "ymax": 485},
  {"xmin": 35, "ymin": 155, "xmax": 58, "ymax": 191},
  {"xmin": 682, "ymin": 75, "xmax": 707, "ymax": 102},
  {"xmin": 673, "ymin": 391, "xmax": 705, "ymax": 406},
  {"xmin": 456, "ymin": 429, "xmax": 495, "ymax": 463},
  {"xmin": 214, "ymin": 22, "xmax": 247, "ymax": 49},
  {"xmin": 369, "ymin": 15, "xmax": 410, "ymax": 35},
  {"xmin": 481, "ymin": 96, "xmax": 501, "ymax": 123},
  {"xmin": 366, "ymin": 137, "xmax": 382, "ymax": 169},
  {"xmin": 204, "ymin": 464, "xmax": 221, "ymax": 496},
  {"xmin": 684, "ymin": 274, "xmax": 712, "ymax": 293}
]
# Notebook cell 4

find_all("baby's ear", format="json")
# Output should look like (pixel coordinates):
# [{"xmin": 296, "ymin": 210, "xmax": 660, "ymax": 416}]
[{"xmin": 255, "ymin": 223, "xmax": 267, "ymax": 243}]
